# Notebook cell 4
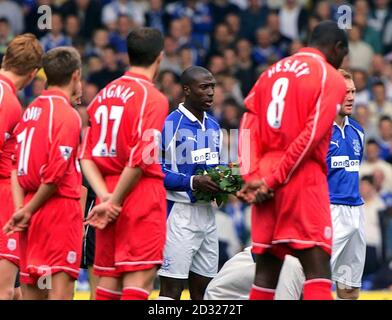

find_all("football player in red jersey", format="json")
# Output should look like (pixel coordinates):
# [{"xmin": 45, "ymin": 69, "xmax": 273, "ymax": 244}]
[
  {"xmin": 238, "ymin": 21, "xmax": 349, "ymax": 300},
  {"xmin": 0, "ymin": 34, "xmax": 43, "ymax": 300},
  {"xmin": 4, "ymin": 47, "xmax": 83, "ymax": 300},
  {"xmin": 81, "ymin": 28, "xmax": 169, "ymax": 300}
]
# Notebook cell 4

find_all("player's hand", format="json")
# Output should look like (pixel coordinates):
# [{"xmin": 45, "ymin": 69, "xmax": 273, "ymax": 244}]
[
  {"xmin": 85, "ymin": 201, "xmax": 121, "ymax": 230},
  {"xmin": 237, "ymin": 180, "xmax": 274, "ymax": 204},
  {"xmin": 253, "ymin": 180, "xmax": 274, "ymax": 205},
  {"xmin": 193, "ymin": 176, "xmax": 222, "ymax": 194},
  {"xmin": 3, "ymin": 207, "xmax": 32, "ymax": 235},
  {"xmin": 237, "ymin": 180, "xmax": 263, "ymax": 204}
]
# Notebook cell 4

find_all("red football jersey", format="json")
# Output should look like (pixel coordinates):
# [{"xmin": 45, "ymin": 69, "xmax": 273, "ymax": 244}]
[
  {"xmin": 80, "ymin": 71, "xmax": 169, "ymax": 178},
  {"xmin": 14, "ymin": 89, "xmax": 82, "ymax": 199},
  {"xmin": 241, "ymin": 47, "xmax": 347, "ymax": 189},
  {"xmin": 0, "ymin": 74, "xmax": 22, "ymax": 179}
]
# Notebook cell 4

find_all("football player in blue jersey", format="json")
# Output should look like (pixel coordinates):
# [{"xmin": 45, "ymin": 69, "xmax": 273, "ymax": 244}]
[{"xmin": 157, "ymin": 66, "xmax": 223, "ymax": 300}]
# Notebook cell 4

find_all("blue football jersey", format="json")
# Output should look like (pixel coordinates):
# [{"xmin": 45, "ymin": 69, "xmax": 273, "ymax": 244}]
[
  {"xmin": 160, "ymin": 103, "xmax": 222, "ymax": 203},
  {"xmin": 327, "ymin": 116, "xmax": 364, "ymax": 206}
]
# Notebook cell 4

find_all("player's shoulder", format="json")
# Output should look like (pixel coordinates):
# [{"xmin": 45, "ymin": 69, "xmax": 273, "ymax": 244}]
[
  {"xmin": 348, "ymin": 117, "xmax": 364, "ymax": 134},
  {"xmin": 0, "ymin": 80, "xmax": 21, "ymax": 109},
  {"xmin": 165, "ymin": 107, "xmax": 183, "ymax": 123},
  {"xmin": 206, "ymin": 113, "xmax": 221, "ymax": 130}
]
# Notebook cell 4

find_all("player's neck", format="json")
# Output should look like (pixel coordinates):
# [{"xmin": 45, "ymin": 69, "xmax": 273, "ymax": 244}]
[
  {"xmin": 183, "ymin": 102, "xmax": 204, "ymax": 123},
  {"xmin": 128, "ymin": 66, "xmax": 156, "ymax": 82},
  {"xmin": 0, "ymin": 69, "xmax": 26, "ymax": 91},
  {"xmin": 335, "ymin": 114, "xmax": 345, "ymax": 128},
  {"xmin": 47, "ymin": 85, "xmax": 72, "ymax": 101}
]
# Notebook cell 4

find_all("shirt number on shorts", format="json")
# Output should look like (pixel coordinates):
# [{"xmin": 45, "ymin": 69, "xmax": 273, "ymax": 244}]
[
  {"xmin": 17, "ymin": 128, "xmax": 35, "ymax": 176},
  {"xmin": 92, "ymin": 105, "xmax": 124, "ymax": 157},
  {"xmin": 267, "ymin": 77, "xmax": 289, "ymax": 129}
]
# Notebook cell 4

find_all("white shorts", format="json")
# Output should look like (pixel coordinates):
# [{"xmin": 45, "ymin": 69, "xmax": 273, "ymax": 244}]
[
  {"xmin": 330, "ymin": 204, "xmax": 366, "ymax": 288},
  {"xmin": 158, "ymin": 202, "xmax": 218, "ymax": 279}
]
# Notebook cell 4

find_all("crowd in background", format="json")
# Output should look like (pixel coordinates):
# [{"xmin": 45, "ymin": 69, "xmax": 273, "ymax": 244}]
[{"xmin": 2, "ymin": 0, "xmax": 392, "ymax": 290}]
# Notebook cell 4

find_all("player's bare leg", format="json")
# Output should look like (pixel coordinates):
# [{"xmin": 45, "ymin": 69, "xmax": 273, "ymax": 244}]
[
  {"xmin": 0, "ymin": 260, "xmax": 18, "ymax": 299},
  {"xmin": 95, "ymin": 276, "xmax": 122, "ymax": 300},
  {"xmin": 23, "ymin": 284, "xmax": 48, "ymax": 300},
  {"xmin": 189, "ymin": 271, "xmax": 212, "ymax": 300},
  {"xmin": 47, "ymin": 272, "xmax": 75, "ymax": 300},
  {"xmin": 249, "ymin": 252, "xmax": 283, "ymax": 300},
  {"xmin": 13, "ymin": 286, "xmax": 22, "ymax": 300},
  {"xmin": 159, "ymin": 276, "xmax": 186, "ymax": 300},
  {"xmin": 88, "ymin": 266, "xmax": 98, "ymax": 300},
  {"xmin": 336, "ymin": 284, "xmax": 360, "ymax": 300},
  {"xmin": 121, "ymin": 267, "xmax": 157, "ymax": 300},
  {"xmin": 295, "ymin": 247, "xmax": 333, "ymax": 300}
]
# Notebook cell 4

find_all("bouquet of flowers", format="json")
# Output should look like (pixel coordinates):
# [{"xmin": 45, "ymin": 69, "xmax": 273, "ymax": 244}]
[{"xmin": 193, "ymin": 163, "xmax": 244, "ymax": 206}]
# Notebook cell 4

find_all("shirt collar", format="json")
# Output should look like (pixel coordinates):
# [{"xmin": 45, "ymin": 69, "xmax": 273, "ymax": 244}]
[
  {"xmin": 178, "ymin": 103, "xmax": 208, "ymax": 123},
  {"xmin": 295, "ymin": 47, "xmax": 327, "ymax": 62},
  {"xmin": 0, "ymin": 73, "xmax": 16, "ymax": 95},
  {"xmin": 40, "ymin": 88, "xmax": 71, "ymax": 104},
  {"xmin": 124, "ymin": 71, "xmax": 152, "ymax": 83},
  {"xmin": 334, "ymin": 116, "xmax": 350, "ymax": 128}
]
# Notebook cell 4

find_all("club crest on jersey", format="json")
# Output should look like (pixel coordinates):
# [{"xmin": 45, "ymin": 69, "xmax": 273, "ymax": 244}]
[
  {"xmin": 67, "ymin": 251, "xmax": 77, "ymax": 264},
  {"xmin": 7, "ymin": 239, "xmax": 16, "ymax": 251},
  {"xmin": 353, "ymin": 139, "xmax": 361, "ymax": 156},
  {"xmin": 59, "ymin": 146, "xmax": 73, "ymax": 161}
]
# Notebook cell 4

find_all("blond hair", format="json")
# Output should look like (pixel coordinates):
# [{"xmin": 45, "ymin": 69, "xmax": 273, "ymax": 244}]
[{"xmin": 338, "ymin": 69, "xmax": 353, "ymax": 80}]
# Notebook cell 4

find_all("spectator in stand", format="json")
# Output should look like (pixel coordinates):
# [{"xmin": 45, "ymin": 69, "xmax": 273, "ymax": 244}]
[
  {"xmin": 0, "ymin": 0, "xmax": 24, "ymax": 35},
  {"xmin": 165, "ymin": 0, "xmax": 213, "ymax": 51},
  {"xmin": 0, "ymin": 18, "xmax": 12, "ymax": 58},
  {"xmin": 211, "ymin": 84, "xmax": 226, "ymax": 121},
  {"xmin": 209, "ymin": 23, "xmax": 234, "ymax": 57},
  {"xmin": 240, "ymin": 0, "xmax": 269, "ymax": 43},
  {"xmin": 209, "ymin": 0, "xmax": 240, "ymax": 26},
  {"xmin": 224, "ymin": 13, "xmax": 241, "ymax": 42},
  {"xmin": 348, "ymin": 23, "xmax": 374, "ymax": 72},
  {"xmin": 266, "ymin": 12, "xmax": 292, "ymax": 57},
  {"xmin": 40, "ymin": 13, "xmax": 72, "ymax": 51},
  {"xmin": 88, "ymin": 45, "xmax": 124, "ymax": 89},
  {"xmin": 61, "ymin": 0, "xmax": 102, "ymax": 39},
  {"xmin": 353, "ymin": 69, "xmax": 371, "ymax": 106},
  {"xmin": 235, "ymin": 38, "xmax": 257, "ymax": 97},
  {"xmin": 368, "ymin": 80, "xmax": 392, "ymax": 125},
  {"xmin": 84, "ymin": 28, "xmax": 110, "ymax": 58},
  {"xmin": 252, "ymin": 27, "xmax": 283, "ymax": 66},
  {"xmin": 160, "ymin": 36, "xmax": 182, "ymax": 75},
  {"xmin": 361, "ymin": 139, "xmax": 392, "ymax": 193},
  {"xmin": 64, "ymin": 15, "xmax": 83, "ymax": 46},
  {"xmin": 360, "ymin": 175, "xmax": 385, "ymax": 278},
  {"xmin": 377, "ymin": 116, "xmax": 392, "ymax": 161},
  {"xmin": 354, "ymin": 104, "xmax": 379, "ymax": 140},
  {"xmin": 368, "ymin": 0, "xmax": 392, "ymax": 54},
  {"xmin": 145, "ymin": 0, "xmax": 169, "ymax": 33},
  {"xmin": 278, "ymin": 0, "xmax": 308, "ymax": 41},
  {"xmin": 354, "ymin": 12, "xmax": 383, "ymax": 54},
  {"xmin": 101, "ymin": 0, "xmax": 146, "ymax": 31},
  {"xmin": 373, "ymin": 168, "xmax": 392, "ymax": 207}
]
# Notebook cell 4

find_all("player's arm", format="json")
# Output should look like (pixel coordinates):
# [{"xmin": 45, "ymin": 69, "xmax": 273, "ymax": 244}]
[
  {"xmin": 79, "ymin": 125, "xmax": 111, "ymax": 201},
  {"xmin": 263, "ymin": 70, "xmax": 346, "ymax": 191},
  {"xmin": 11, "ymin": 169, "xmax": 24, "ymax": 210}
]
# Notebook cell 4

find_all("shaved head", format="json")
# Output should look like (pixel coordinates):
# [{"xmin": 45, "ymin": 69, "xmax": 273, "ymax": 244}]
[{"xmin": 180, "ymin": 66, "xmax": 213, "ymax": 87}]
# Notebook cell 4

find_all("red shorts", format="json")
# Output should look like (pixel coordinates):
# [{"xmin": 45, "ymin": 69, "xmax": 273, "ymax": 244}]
[
  {"xmin": 0, "ymin": 179, "xmax": 20, "ymax": 266},
  {"xmin": 252, "ymin": 154, "xmax": 332, "ymax": 259},
  {"xmin": 19, "ymin": 194, "xmax": 83, "ymax": 285},
  {"xmin": 94, "ymin": 176, "xmax": 166, "ymax": 277}
]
